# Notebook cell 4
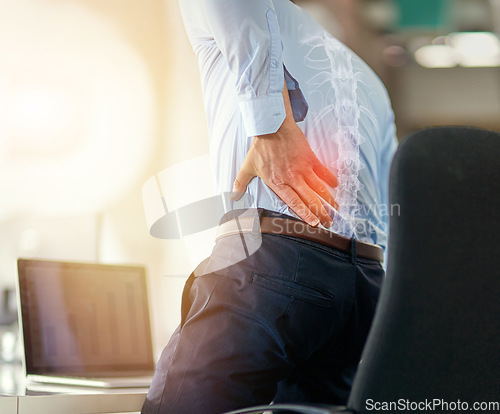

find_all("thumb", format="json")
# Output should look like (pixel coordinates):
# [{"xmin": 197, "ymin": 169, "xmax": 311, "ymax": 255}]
[{"xmin": 230, "ymin": 161, "xmax": 256, "ymax": 201}]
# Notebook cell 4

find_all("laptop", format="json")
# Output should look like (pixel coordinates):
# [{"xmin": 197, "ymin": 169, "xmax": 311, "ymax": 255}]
[{"xmin": 17, "ymin": 258, "xmax": 155, "ymax": 388}]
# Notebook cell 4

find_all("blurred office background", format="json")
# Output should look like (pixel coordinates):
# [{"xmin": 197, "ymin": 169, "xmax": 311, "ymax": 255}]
[{"xmin": 0, "ymin": 0, "xmax": 499, "ymax": 360}]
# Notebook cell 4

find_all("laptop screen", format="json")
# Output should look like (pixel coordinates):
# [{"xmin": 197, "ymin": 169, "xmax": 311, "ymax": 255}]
[{"xmin": 17, "ymin": 259, "xmax": 155, "ymax": 375}]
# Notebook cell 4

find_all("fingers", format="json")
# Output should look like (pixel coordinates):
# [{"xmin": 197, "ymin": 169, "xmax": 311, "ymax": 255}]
[
  {"xmin": 229, "ymin": 139, "xmax": 339, "ymax": 227},
  {"xmin": 305, "ymin": 173, "xmax": 339, "ymax": 211},
  {"xmin": 294, "ymin": 181, "xmax": 333, "ymax": 227},
  {"xmin": 230, "ymin": 160, "xmax": 256, "ymax": 201},
  {"xmin": 269, "ymin": 180, "xmax": 332, "ymax": 228},
  {"xmin": 269, "ymin": 184, "xmax": 320, "ymax": 227},
  {"xmin": 312, "ymin": 158, "xmax": 338, "ymax": 188}
]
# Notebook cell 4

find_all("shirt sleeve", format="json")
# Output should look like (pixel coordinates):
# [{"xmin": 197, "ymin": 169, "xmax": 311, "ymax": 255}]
[{"xmin": 201, "ymin": 0, "xmax": 287, "ymax": 137}]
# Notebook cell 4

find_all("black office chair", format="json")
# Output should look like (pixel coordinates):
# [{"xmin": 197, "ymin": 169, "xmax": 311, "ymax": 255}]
[{"xmin": 223, "ymin": 126, "xmax": 500, "ymax": 414}]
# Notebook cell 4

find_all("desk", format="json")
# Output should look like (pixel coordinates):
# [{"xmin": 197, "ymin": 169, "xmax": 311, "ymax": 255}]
[
  {"xmin": 0, "ymin": 363, "xmax": 147, "ymax": 414},
  {"xmin": 5, "ymin": 391, "xmax": 146, "ymax": 414}
]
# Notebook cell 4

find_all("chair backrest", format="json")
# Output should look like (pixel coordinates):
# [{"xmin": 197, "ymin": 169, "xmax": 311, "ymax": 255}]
[{"xmin": 348, "ymin": 126, "xmax": 500, "ymax": 413}]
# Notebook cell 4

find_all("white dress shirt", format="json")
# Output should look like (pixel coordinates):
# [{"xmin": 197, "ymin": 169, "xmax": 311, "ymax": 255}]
[{"xmin": 179, "ymin": 0, "xmax": 398, "ymax": 250}]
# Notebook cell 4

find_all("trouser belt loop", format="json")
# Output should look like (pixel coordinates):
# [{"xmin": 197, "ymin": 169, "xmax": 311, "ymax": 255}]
[
  {"xmin": 252, "ymin": 209, "xmax": 264, "ymax": 239},
  {"xmin": 351, "ymin": 238, "xmax": 357, "ymax": 265}
]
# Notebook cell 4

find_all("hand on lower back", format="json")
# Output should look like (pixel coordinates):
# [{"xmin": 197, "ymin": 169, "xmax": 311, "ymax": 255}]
[{"xmin": 231, "ymin": 114, "xmax": 338, "ymax": 228}]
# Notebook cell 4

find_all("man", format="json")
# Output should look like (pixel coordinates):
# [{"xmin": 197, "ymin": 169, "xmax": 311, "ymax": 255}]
[{"xmin": 142, "ymin": 0, "xmax": 398, "ymax": 413}]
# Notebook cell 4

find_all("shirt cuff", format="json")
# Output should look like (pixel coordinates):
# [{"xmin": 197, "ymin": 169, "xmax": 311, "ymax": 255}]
[{"xmin": 238, "ymin": 93, "xmax": 286, "ymax": 137}]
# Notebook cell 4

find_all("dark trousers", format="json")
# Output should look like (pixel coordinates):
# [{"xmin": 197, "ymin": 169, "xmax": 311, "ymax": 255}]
[{"xmin": 142, "ymin": 211, "xmax": 384, "ymax": 414}]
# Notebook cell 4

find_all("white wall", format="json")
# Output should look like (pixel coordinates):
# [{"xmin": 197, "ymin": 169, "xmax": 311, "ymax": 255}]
[
  {"xmin": 0, "ymin": 0, "xmax": 209, "ymax": 360},
  {"xmin": 394, "ymin": 66, "xmax": 500, "ymax": 136}
]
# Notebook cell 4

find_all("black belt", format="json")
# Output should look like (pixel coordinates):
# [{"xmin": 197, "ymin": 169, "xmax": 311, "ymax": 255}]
[{"xmin": 216, "ymin": 216, "xmax": 384, "ymax": 264}]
